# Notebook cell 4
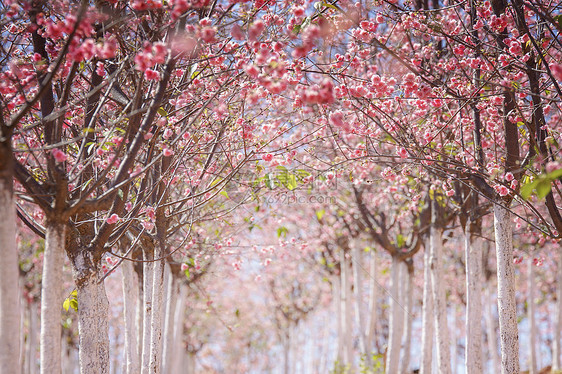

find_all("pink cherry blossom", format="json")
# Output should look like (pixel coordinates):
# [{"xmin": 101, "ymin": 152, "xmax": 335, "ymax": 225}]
[
  {"xmin": 106, "ymin": 214, "xmax": 120, "ymax": 225},
  {"xmin": 51, "ymin": 149, "xmax": 67, "ymax": 163}
]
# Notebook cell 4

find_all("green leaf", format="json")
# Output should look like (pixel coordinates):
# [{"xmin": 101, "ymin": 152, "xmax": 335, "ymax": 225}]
[
  {"xmin": 536, "ymin": 179, "xmax": 552, "ymax": 199},
  {"xmin": 520, "ymin": 179, "xmax": 537, "ymax": 200},
  {"xmin": 396, "ymin": 234, "xmax": 405, "ymax": 248},
  {"xmin": 184, "ymin": 269, "xmax": 190, "ymax": 278},
  {"xmin": 220, "ymin": 190, "xmax": 229, "ymax": 198},
  {"xmin": 316, "ymin": 209, "xmax": 325, "ymax": 221},
  {"xmin": 321, "ymin": 1, "xmax": 342, "ymax": 11},
  {"xmin": 286, "ymin": 174, "xmax": 297, "ymax": 191},
  {"xmin": 63, "ymin": 290, "xmax": 78, "ymax": 312},
  {"xmin": 520, "ymin": 168, "xmax": 562, "ymax": 200},
  {"xmin": 157, "ymin": 107, "xmax": 168, "ymax": 117},
  {"xmin": 277, "ymin": 226, "xmax": 289, "ymax": 238}
]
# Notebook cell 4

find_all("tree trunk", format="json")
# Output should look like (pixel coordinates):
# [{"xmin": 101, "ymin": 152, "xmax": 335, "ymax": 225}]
[
  {"xmin": 385, "ymin": 256, "xmax": 404, "ymax": 374},
  {"xmin": 365, "ymin": 250, "xmax": 377, "ymax": 361},
  {"xmin": 333, "ymin": 273, "xmax": 343, "ymax": 364},
  {"xmin": 485, "ymin": 286, "xmax": 500, "ymax": 373},
  {"xmin": 493, "ymin": 203, "xmax": 520, "ymax": 373},
  {"xmin": 40, "ymin": 222, "xmax": 66, "ymax": 374},
  {"xmin": 553, "ymin": 253, "xmax": 562, "ymax": 371},
  {"xmin": 121, "ymin": 258, "xmax": 140, "ymax": 374},
  {"xmin": 141, "ymin": 249, "xmax": 154, "ymax": 374},
  {"xmin": 399, "ymin": 262, "xmax": 413, "ymax": 374},
  {"xmin": 352, "ymin": 245, "xmax": 366, "ymax": 357},
  {"xmin": 73, "ymin": 254, "xmax": 110, "ymax": 374},
  {"xmin": 341, "ymin": 250, "xmax": 353, "ymax": 369},
  {"xmin": 528, "ymin": 260, "xmax": 537, "ymax": 374},
  {"xmin": 420, "ymin": 238, "xmax": 434, "ymax": 374},
  {"xmin": 0, "ymin": 110, "xmax": 21, "ymax": 374},
  {"xmin": 148, "ymin": 245, "xmax": 166, "ymax": 374},
  {"xmin": 290, "ymin": 324, "xmax": 298, "ymax": 374},
  {"xmin": 465, "ymin": 228, "xmax": 483, "ymax": 373},
  {"xmin": 430, "ymin": 225, "xmax": 452, "ymax": 374},
  {"xmin": 25, "ymin": 301, "xmax": 39, "ymax": 374},
  {"xmin": 162, "ymin": 267, "xmax": 176, "ymax": 374},
  {"xmin": 168, "ymin": 282, "xmax": 187, "ymax": 374},
  {"xmin": 283, "ymin": 331, "xmax": 289, "ymax": 374},
  {"xmin": 0, "ymin": 176, "xmax": 20, "ymax": 374},
  {"xmin": 136, "ymin": 275, "xmax": 143, "ymax": 370}
]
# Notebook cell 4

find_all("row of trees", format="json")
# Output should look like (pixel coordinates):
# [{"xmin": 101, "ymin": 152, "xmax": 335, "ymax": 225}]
[{"xmin": 0, "ymin": 0, "xmax": 561, "ymax": 372}]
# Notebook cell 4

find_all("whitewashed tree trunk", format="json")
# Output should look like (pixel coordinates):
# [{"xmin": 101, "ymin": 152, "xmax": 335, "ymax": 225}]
[
  {"xmin": 121, "ymin": 258, "xmax": 140, "ymax": 374},
  {"xmin": 168, "ymin": 282, "xmax": 187, "ymax": 374},
  {"xmin": 290, "ymin": 324, "xmax": 298, "ymax": 374},
  {"xmin": 0, "ymin": 148, "xmax": 21, "ymax": 374},
  {"xmin": 20, "ymin": 296, "xmax": 26, "ymax": 373},
  {"xmin": 283, "ymin": 332, "xmax": 291, "ymax": 374},
  {"xmin": 452, "ymin": 309, "xmax": 457, "ymax": 374},
  {"xmin": 136, "ymin": 276, "xmax": 143, "ymax": 369},
  {"xmin": 340, "ymin": 250, "xmax": 353, "ymax": 368},
  {"xmin": 40, "ymin": 222, "xmax": 66, "ymax": 374},
  {"xmin": 141, "ymin": 250, "xmax": 154, "ymax": 374},
  {"xmin": 365, "ymin": 250, "xmax": 377, "ymax": 360},
  {"xmin": 465, "ymin": 228, "xmax": 483, "ymax": 374},
  {"xmin": 493, "ymin": 203, "xmax": 520, "ymax": 373},
  {"xmin": 334, "ymin": 273, "xmax": 343, "ymax": 364},
  {"xmin": 26, "ymin": 302, "xmax": 39, "ymax": 374},
  {"xmin": 430, "ymin": 226, "xmax": 452, "ymax": 374},
  {"xmin": 345, "ymin": 257, "xmax": 354, "ymax": 371},
  {"xmin": 399, "ymin": 262, "xmax": 413, "ymax": 374},
  {"xmin": 75, "ymin": 264, "xmax": 110, "ymax": 374},
  {"xmin": 385, "ymin": 256, "xmax": 404, "ymax": 374},
  {"xmin": 553, "ymin": 254, "xmax": 562, "ymax": 371},
  {"xmin": 528, "ymin": 260, "xmax": 537, "ymax": 374},
  {"xmin": 352, "ymin": 245, "xmax": 366, "ymax": 356},
  {"xmin": 484, "ymin": 286, "xmax": 500, "ymax": 373},
  {"xmin": 148, "ymin": 245, "xmax": 166, "ymax": 374},
  {"xmin": 420, "ymin": 238, "xmax": 434, "ymax": 374},
  {"xmin": 162, "ymin": 268, "xmax": 176, "ymax": 374}
]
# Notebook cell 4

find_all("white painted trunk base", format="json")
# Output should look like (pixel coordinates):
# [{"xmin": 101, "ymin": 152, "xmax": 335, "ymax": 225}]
[
  {"xmin": 168, "ymin": 283, "xmax": 187, "ymax": 374},
  {"xmin": 493, "ymin": 203, "xmax": 520, "ymax": 374},
  {"xmin": 121, "ymin": 259, "xmax": 140, "ymax": 374},
  {"xmin": 352, "ymin": 245, "xmax": 366, "ymax": 356},
  {"xmin": 430, "ymin": 226, "xmax": 452, "ymax": 374},
  {"xmin": 77, "ymin": 270, "xmax": 110, "ymax": 374},
  {"xmin": 465, "ymin": 229, "xmax": 483, "ymax": 374},
  {"xmin": 528, "ymin": 261, "xmax": 537, "ymax": 374},
  {"xmin": 0, "ymin": 183, "xmax": 20, "ymax": 374},
  {"xmin": 399, "ymin": 264, "xmax": 413, "ymax": 374},
  {"xmin": 553, "ymin": 253, "xmax": 562, "ymax": 371},
  {"xmin": 148, "ymin": 249, "xmax": 166, "ymax": 374},
  {"xmin": 141, "ymin": 250, "xmax": 154, "ymax": 374},
  {"xmin": 420, "ymin": 238, "xmax": 434, "ymax": 374},
  {"xmin": 385, "ymin": 257, "xmax": 404, "ymax": 374},
  {"xmin": 162, "ymin": 268, "xmax": 176, "ymax": 374},
  {"xmin": 365, "ymin": 250, "xmax": 377, "ymax": 360},
  {"xmin": 40, "ymin": 223, "xmax": 66, "ymax": 374}
]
